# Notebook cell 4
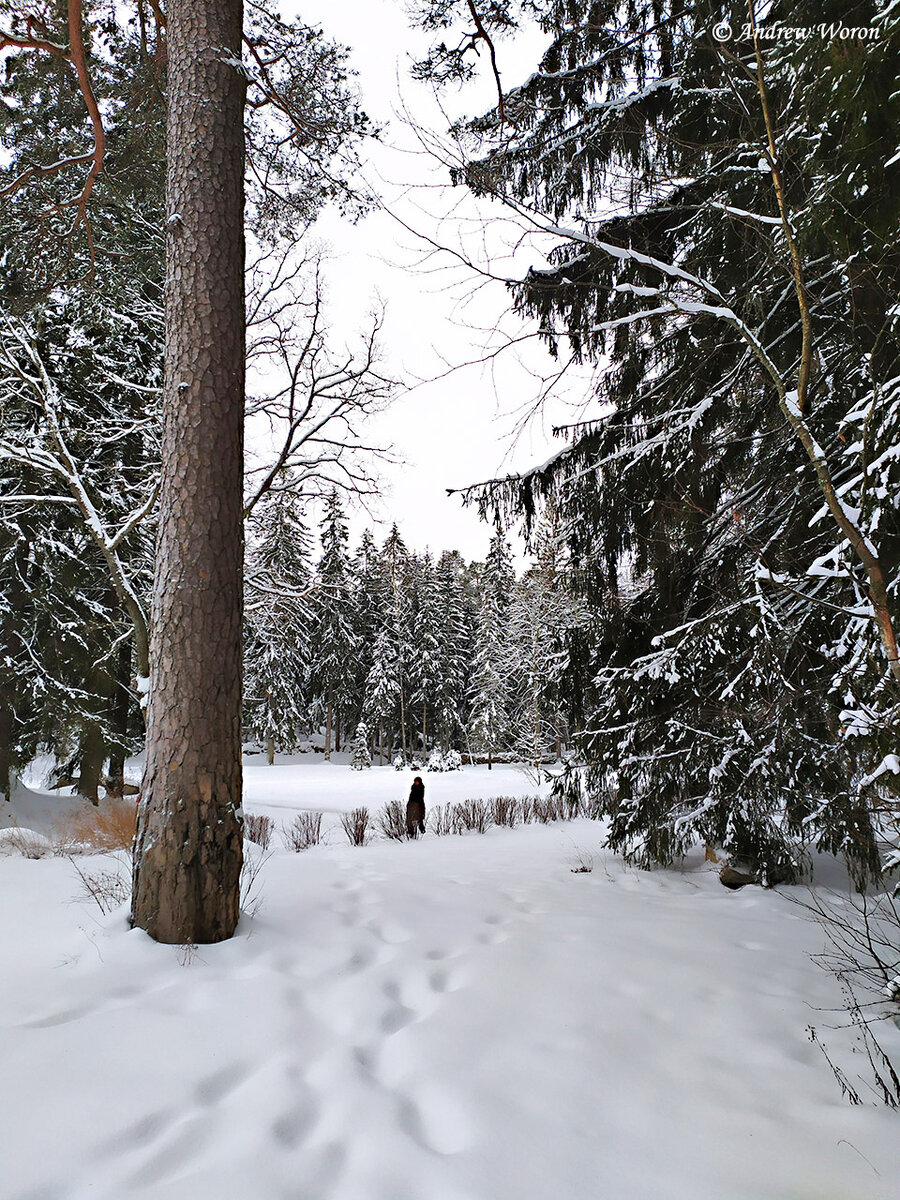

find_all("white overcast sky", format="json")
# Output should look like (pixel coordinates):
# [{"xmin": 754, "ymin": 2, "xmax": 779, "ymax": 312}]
[{"xmin": 283, "ymin": 0, "xmax": 595, "ymax": 562}]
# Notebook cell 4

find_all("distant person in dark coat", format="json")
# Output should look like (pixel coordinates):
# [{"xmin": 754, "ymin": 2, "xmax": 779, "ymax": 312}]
[{"xmin": 406, "ymin": 776, "xmax": 426, "ymax": 838}]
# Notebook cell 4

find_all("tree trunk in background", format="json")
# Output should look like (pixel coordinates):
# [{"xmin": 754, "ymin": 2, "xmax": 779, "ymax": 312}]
[
  {"xmin": 325, "ymin": 698, "xmax": 332, "ymax": 760},
  {"xmin": 335, "ymin": 712, "xmax": 341, "ymax": 755},
  {"xmin": 132, "ymin": 0, "xmax": 245, "ymax": 944},
  {"xmin": 106, "ymin": 638, "xmax": 132, "ymax": 797},
  {"xmin": 0, "ymin": 703, "xmax": 11, "ymax": 802},
  {"xmin": 266, "ymin": 734, "xmax": 275, "ymax": 766},
  {"xmin": 78, "ymin": 720, "xmax": 104, "ymax": 805}
]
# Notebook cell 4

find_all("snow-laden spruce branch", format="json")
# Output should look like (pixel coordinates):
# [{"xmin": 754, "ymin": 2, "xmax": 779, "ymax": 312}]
[
  {"xmin": 0, "ymin": 317, "xmax": 152, "ymax": 685},
  {"xmin": 428, "ymin": 128, "xmax": 900, "ymax": 685}
]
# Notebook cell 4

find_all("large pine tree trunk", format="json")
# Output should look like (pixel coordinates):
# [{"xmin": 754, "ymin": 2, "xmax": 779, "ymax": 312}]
[{"xmin": 132, "ymin": 0, "xmax": 245, "ymax": 944}]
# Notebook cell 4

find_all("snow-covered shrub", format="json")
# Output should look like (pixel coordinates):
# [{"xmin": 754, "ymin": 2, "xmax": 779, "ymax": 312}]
[
  {"xmin": 453, "ymin": 799, "xmax": 491, "ymax": 834},
  {"xmin": 532, "ymin": 795, "xmax": 567, "ymax": 824},
  {"xmin": 243, "ymin": 813, "xmax": 274, "ymax": 850},
  {"xmin": 427, "ymin": 751, "xmax": 444, "ymax": 772},
  {"xmin": 392, "ymin": 754, "xmax": 405, "ymax": 771},
  {"xmin": 519, "ymin": 796, "xmax": 536, "ymax": 824},
  {"xmin": 377, "ymin": 800, "xmax": 406, "ymax": 841},
  {"xmin": 351, "ymin": 722, "xmax": 372, "ymax": 770},
  {"xmin": 409, "ymin": 756, "xmax": 424, "ymax": 771},
  {"xmin": 282, "ymin": 811, "xmax": 323, "ymax": 852},
  {"xmin": 444, "ymin": 749, "xmax": 462, "ymax": 771},
  {"xmin": 490, "ymin": 795, "xmax": 520, "ymax": 828},
  {"xmin": 341, "ymin": 807, "xmax": 370, "ymax": 846},
  {"xmin": 0, "ymin": 827, "xmax": 54, "ymax": 859}
]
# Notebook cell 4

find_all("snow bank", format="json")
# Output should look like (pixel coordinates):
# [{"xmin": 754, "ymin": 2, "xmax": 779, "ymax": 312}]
[{"xmin": 1, "ymin": 763, "xmax": 898, "ymax": 1199}]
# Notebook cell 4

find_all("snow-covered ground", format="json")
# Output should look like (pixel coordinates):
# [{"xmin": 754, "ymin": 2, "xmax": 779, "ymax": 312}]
[{"xmin": 2, "ymin": 759, "xmax": 899, "ymax": 1199}]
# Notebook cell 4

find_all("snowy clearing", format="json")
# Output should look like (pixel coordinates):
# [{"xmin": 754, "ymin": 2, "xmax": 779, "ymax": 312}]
[{"xmin": 1, "ymin": 761, "xmax": 899, "ymax": 1200}]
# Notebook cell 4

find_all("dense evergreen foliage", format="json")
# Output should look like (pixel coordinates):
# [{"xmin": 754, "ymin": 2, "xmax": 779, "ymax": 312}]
[
  {"xmin": 414, "ymin": 0, "xmax": 900, "ymax": 882},
  {"xmin": 240, "ymin": 493, "xmax": 581, "ymax": 768},
  {"xmin": 0, "ymin": 1, "xmax": 373, "ymax": 796}
]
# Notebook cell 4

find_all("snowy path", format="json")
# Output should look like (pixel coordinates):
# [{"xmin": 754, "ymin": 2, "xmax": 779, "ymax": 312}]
[{"xmin": 2, "ymin": 811, "xmax": 899, "ymax": 1198}]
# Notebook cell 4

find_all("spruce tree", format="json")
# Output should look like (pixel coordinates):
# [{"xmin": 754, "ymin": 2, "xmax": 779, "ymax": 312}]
[
  {"xmin": 309, "ymin": 490, "xmax": 357, "ymax": 758},
  {"xmin": 409, "ymin": 553, "xmax": 443, "ymax": 754},
  {"xmin": 365, "ymin": 627, "xmax": 402, "ymax": 766},
  {"xmin": 468, "ymin": 532, "xmax": 515, "ymax": 768},
  {"xmin": 350, "ymin": 720, "xmax": 372, "ymax": 770},
  {"xmin": 434, "ymin": 550, "xmax": 477, "ymax": 752},
  {"xmin": 415, "ymin": 0, "xmax": 900, "ymax": 881},
  {"xmin": 243, "ymin": 484, "xmax": 314, "ymax": 762}
]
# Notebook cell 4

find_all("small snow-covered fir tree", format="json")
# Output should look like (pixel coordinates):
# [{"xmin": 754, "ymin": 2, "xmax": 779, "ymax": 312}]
[{"xmin": 350, "ymin": 721, "xmax": 372, "ymax": 770}]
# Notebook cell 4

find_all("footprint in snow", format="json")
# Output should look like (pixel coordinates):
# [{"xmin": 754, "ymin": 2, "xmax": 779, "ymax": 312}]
[
  {"xmin": 195, "ymin": 1060, "xmax": 253, "ymax": 1105},
  {"xmin": 271, "ymin": 1093, "xmax": 318, "ymax": 1149},
  {"xmin": 345, "ymin": 945, "xmax": 376, "ymax": 974},
  {"xmin": 24, "ymin": 1004, "xmax": 92, "ymax": 1029},
  {"xmin": 367, "ymin": 919, "xmax": 412, "ymax": 945},
  {"xmin": 380, "ymin": 981, "xmax": 416, "ymax": 1035},
  {"xmin": 397, "ymin": 1084, "xmax": 475, "ymax": 1156}
]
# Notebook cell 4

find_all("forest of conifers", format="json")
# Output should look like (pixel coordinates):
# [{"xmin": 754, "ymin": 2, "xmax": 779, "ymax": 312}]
[{"xmin": 2, "ymin": 0, "xmax": 899, "ymax": 909}]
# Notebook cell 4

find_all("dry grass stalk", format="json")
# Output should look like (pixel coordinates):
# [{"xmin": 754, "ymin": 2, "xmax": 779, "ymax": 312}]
[{"xmin": 54, "ymin": 798, "xmax": 137, "ymax": 853}]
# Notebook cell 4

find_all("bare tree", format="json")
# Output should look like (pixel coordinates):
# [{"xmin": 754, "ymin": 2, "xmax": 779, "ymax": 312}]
[{"xmin": 243, "ymin": 245, "xmax": 396, "ymax": 518}]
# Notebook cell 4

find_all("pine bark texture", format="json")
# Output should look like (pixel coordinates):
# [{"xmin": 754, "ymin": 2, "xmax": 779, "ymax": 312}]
[{"xmin": 132, "ymin": 0, "xmax": 245, "ymax": 944}]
